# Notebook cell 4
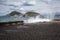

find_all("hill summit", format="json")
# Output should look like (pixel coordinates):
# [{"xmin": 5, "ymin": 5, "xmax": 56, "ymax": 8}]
[{"xmin": 7, "ymin": 11, "xmax": 23, "ymax": 17}]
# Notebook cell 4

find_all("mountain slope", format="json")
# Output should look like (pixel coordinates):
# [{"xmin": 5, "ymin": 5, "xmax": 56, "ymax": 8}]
[{"xmin": 6, "ymin": 11, "xmax": 23, "ymax": 17}]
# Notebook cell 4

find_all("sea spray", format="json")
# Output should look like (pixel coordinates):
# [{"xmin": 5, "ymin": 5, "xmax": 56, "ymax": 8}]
[{"xmin": 24, "ymin": 16, "xmax": 51, "ymax": 23}]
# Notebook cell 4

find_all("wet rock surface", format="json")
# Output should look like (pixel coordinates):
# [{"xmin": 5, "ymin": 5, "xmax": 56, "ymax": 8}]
[{"xmin": 0, "ymin": 22, "xmax": 60, "ymax": 40}]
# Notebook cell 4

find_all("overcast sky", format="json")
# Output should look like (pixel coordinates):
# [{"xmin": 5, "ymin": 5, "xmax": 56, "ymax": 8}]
[{"xmin": 0, "ymin": 0, "xmax": 60, "ymax": 16}]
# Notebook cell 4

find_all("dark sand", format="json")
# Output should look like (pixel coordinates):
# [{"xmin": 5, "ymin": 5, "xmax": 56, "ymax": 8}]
[{"xmin": 0, "ymin": 22, "xmax": 60, "ymax": 40}]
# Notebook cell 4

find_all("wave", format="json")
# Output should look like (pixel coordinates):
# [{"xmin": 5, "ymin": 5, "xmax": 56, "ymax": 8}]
[{"xmin": 24, "ymin": 17, "xmax": 52, "ymax": 23}]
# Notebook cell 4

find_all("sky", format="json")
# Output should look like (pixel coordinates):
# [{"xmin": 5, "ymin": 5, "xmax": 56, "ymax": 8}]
[{"xmin": 0, "ymin": 0, "xmax": 60, "ymax": 16}]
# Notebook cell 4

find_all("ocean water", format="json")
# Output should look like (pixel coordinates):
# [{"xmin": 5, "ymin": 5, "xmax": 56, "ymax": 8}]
[
  {"xmin": 0, "ymin": 16, "xmax": 27, "ymax": 22},
  {"xmin": 0, "ymin": 16, "xmax": 52, "ymax": 23}
]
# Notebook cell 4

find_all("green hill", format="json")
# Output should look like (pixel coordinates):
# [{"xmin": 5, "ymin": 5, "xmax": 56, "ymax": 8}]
[
  {"xmin": 23, "ymin": 12, "xmax": 40, "ymax": 17},
  {"xmin": 6, "ymin": 11, "xmax": 23, "ymax": 17},
  {"xmin": 23, "ymin": 11, "xmax": 44, "ymax": 18}
]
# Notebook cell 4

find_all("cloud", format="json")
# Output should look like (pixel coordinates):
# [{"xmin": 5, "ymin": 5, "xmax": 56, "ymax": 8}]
[
  {"xmin": 22, "ymin": 0, "xmax": 36, "ymax": 6},
  {"xmin": 50, "ymin": 0, "xmax": 60, "ymax": 13},
  {"xmin": 0, "ymin": 0, "xmax": 60, "ymax": 16},
  {"xmin": 0, "ymin": 5, "xmax": 14, "ymax": 16},
  {"xmin": 0, "ymin": 0, "xmax": 51, "ymax": 16},
  {"xmin": 38, "ymin": 0, "xmax": 52, "ymax": 4},
  {"xmin": 7, "ymin": 2, "xmax": 22, "ymax": 6},
  {"xmin": 22, "ymin": 2, "xmax": 35, "ymax": 6},
  {"xmin": 0, "ymin": 0, "xmax": 23, "ymax": 6},
  {"xmin": 27, "ymin": 0, "xmax": 36, "ymax": 5}
]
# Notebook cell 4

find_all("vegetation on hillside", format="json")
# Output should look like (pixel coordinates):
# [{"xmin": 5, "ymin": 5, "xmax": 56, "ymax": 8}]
[
  {"xmin": 7, "ymin": 11, "xmax": 23, "ymax": 17},
  {"xmin": 23, "ymin": 11, "xmax": 40, "ymax": 17},
  {"xmin": 1, "ymin": 11, "xmax": 44, "ymax": 18}
]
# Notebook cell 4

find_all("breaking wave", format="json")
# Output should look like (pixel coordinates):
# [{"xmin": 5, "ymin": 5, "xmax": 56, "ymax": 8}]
[{"xmin": 24, "ymin": 17, "xmax": 52, "ymax": 23}]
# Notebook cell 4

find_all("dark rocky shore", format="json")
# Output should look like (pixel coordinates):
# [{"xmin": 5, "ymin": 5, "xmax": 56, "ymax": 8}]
[{"xmin": 0, "ymin": 22, "xmax": 60, "ymax": 40}]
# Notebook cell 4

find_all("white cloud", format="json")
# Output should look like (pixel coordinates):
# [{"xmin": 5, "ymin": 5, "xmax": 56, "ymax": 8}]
[
  {"xmin": 22, "ymin": 0, "xmax": 36, "ymax": 6},
  {"xmin": 27, "ymin": 0, "xmax": 36, "ymax": 5},
  {"xmin": 0, "ymin": 0, "xmax": 60, "ymax": 16},
  {"xmin": 50, "ymin": 0, "xmax": 60, "ymax": 13},
  {"xmin": 43, "ymin": 0, "xmax": 51, "ymax": 2},
  {"xmin": 7, "ymin": 2, "xmax": 21, "ymax": 6}
]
